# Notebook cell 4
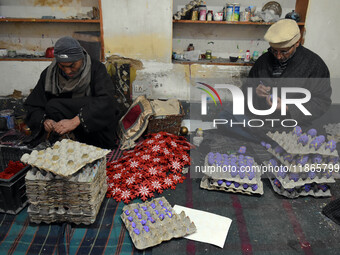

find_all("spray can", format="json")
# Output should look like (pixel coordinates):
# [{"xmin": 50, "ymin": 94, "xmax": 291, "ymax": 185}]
[{"xmin": 244, "ymin": 50, "xmax": 251, "ymax": 62}]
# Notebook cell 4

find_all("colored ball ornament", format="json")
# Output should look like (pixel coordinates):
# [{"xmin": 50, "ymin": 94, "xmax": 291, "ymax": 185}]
[
  {"xmin": 293, "ymin": 126, "xmax": 302, "ymax": 136},
  {"xmin": 325, "ymin": 140, "xmax": 336, "ymax": 152},
  {"xmin": 298, "ymin": 134, "xmax": 309, "ymax": 146},
  {"xmin": 307, "ymin": 128, "xmax": 317, "ymax": 137}
]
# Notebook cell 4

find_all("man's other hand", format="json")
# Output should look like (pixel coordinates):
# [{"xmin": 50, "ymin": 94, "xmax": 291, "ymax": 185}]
[
  {"xmin": 256, "ymin": 84, "xmax": 271, "ymax": 97},
  {"xmin": 44, "ymin": 119, "xmax": 56, "ymax": 132},
  {"xmin": 54, "ymin": 116, "xmax": 80, "ymax": 135},
  {"xmin": 266, "ymin": 95, "xmax": 288, "ymax": 112}
]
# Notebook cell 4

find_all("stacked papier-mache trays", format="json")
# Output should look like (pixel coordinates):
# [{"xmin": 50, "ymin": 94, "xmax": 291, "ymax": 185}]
[
  {"xmin": 121, "ymin": 197, "xmax": 196, "ymax": 250},
  {"xmin": 265, "ymin": 126, "xmax": 338, "ymax": 198},
  {"xmin": 200, "ymin": 146, "xmax": 264, "ymax": 195},
  {"xmin": 20, "ymin": 139, "xmax": 110, "ymax": 224}
]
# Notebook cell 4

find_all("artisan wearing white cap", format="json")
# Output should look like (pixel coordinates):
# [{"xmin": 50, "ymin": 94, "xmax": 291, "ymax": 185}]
[
  {"xmin": 241, "ymin": 18, "xmax": 331, "ymax": 129},
  {"xmin": 24, "ymin": 36, "xmax": 121, "ymax": 149}
]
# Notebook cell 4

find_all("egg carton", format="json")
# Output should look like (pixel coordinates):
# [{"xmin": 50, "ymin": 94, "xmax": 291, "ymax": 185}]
[
  {"xmin": 268, "ymin": 170, "xmax": 335, "ymax": 189},
  {"xmin": 200, "ymin": 175, "xmax": 264, "ymax": 195},
  {"xmin": 267, "ymin": 148, "xmax": 339, "ymax": 172},
  {"xmin": 324, "ymin": 123, "xmax": 340, "ymax": 137},
  {"xmin": 267, "ymin": 131, "xmax": 338, "ymax": 157},
  {"xmin": 268, "ymin": 177, "xmax": 331, "ymax": 198},
  {"xmin": 25, "ymin": 158, "xmax": 107, "ymax": 224},
  {"xmin": 21, "ymin": 139, "xmax": 110, "ymax": 177},
  {"xmin": 327, "ymin": 135, "xmax": 340, "ymax": 143},
  {"xmin": 27, "ymin": 204, "xmax": 105, "ymax": 225},
  {"xmin": 120, "ymin": 197, "xmax": 196, "ymax": 250},
  {"xmin": 203, "ymin": 154, "xmax": 261, "ymax": 184}
]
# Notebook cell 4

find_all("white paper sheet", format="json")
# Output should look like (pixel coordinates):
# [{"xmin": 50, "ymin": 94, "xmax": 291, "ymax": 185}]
[{"xmin": 173, "ymin": 205, "xmax": 232, "ymax": 248}]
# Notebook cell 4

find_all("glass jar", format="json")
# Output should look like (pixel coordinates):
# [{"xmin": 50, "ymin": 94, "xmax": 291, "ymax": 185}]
[{"xmin": 205, "ymin": 50, "xmax": 212, "ymax": 60}]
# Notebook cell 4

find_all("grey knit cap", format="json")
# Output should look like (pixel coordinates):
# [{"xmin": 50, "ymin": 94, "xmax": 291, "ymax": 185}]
[{"xmin": 54, "ymin": 36, "xmax": 84, "ymax": 62}]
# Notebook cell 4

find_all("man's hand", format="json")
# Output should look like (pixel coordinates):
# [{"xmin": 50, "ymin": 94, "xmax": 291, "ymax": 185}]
[
  {"xmin": 266, "ymin": 95, "xmax": 288, "ymax": 112},
  {"xmin": 44, "ymin": 119, "xmax": 56, "ymax": 132},
  {"xmin": 54, "ymin": 116, "xmax": 80, "ymax": 135},
  {"xmin": 256, "ymin": 84, "xmax": 271, "ymax": 97}
]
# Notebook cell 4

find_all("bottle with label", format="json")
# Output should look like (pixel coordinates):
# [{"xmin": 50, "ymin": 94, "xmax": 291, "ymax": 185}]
[
  {"xmin": 199, "ymin": 1, "xmax": 207, "ymax": 21},
  {"xmin": 244, "ymin": 50, "xmax": 250, "ymax": 62},
  {"xmin": 187, "ymin": 43, "xmax": 195, "ymax": 51},
  {"xmin": 207, "ymin": 10, "xmax": 213, "ymax": 21}
]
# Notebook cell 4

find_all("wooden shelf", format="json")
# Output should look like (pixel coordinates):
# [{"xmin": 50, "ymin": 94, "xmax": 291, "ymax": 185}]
[
  {"xmin": 173, "ymin": 59, "xmax": 254, "ymax": 66},
  {"xmin": 0, "ymin": 58, "xmax": 52, "ymax": 61},
  {"xmin": 0, "ymin": 18, "xmax": 100, "ymax": 23},
  {"xmin": 173, "ymin": 20, "xmax": 305, "ymax": 26}
]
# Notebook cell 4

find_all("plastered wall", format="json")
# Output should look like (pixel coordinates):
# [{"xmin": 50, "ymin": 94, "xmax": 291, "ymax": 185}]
[
  {"xmin": 101, "ymin": 0, "xmax": 172, "ymax": 63},
  {"xmin": 0, "ymin": 0, "xmax": 339, "ymax": 104}
]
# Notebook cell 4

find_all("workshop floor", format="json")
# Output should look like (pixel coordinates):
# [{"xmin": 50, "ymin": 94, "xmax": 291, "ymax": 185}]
[{"xmin": 1, "ymin": 132, "xmax": 339, "ymax": 255}]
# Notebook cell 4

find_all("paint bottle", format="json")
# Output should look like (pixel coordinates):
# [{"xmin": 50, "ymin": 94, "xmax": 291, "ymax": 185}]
[
  {"xmin": 207, "ymin": 10, "xmax": 213, "ymax": 21},
  {"xmin": 199, "ymin": 2, "xmax": 207, "ymax": 21},
  {"xmin": 187, "ymin": 43, "xmax": 195, "ymax": 51},
  {"xmin": 244, "ymin": 50, "xmax": 250, "ymax": 62}
]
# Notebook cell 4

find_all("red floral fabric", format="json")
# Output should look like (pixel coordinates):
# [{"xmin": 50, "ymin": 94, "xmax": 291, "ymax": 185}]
[{"xmin": 106, "ymin": 132, "xmax": 191, "ymax": 203}]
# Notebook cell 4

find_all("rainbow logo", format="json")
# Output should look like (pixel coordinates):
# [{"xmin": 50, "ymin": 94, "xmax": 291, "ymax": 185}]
[{"xmin": 196, "ymin": 82, "xmax": 223, "ymax": 107}]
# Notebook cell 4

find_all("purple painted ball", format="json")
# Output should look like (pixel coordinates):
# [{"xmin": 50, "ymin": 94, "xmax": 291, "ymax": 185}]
[
  {"xmin": 316, "ymin": 135, "xmax": 326, "ymax": 143},
  {"xmin": 312, "ymin": 154, "xmax": 323, "ymax": 164},
  {"xmin": 309, "ymin": 138, "xmax": 322, "ymax": 150},
  {"xmin": 307, "ymin": 128, "xmax": 317, "ymax": 137},
  {"xmin": 251, "ymin": 184, "xmax": 258, "ymax": 191},
  {"xmin": 318, "ymin": 184, "xmax": 328, "ymax": 192},
  {"xmin": 225, "ymin": 181, "xmax": 232, "ymax": 187},
  {"xmin": 289, "ymin": 173, "xmax": 300, "ymax": 182},
  {"xmin": 297, "ymin": 155, "xmax": 309, "ymax": 165},
  {"xmin": 265, "ymin": 143, "xmax": 272, "ymax": 149},
  {"xmin": 304, "ymin": 184, "xmax": 312, "ymax": 192},
  {"xmin": 283, "ymin": 154, "xmax": 294, "ymax": 163},
  {"xmin": 308, "ymin": 171, "xmax": 316, "ymax": 180},
  {"xmin": 243, "ymin": 183, "xmax": 249, "ymax": 189},
  {"xmin": 217, "ymin": 180, "xmax": 224, "ymax": 186},
  {"xmin": 298, "ymin": 134, "xmax": 309, "ymax": 146},
  {"xmin": 234, "ymin": 182, "xmax": 240, "ymax": 188},
  {"xmin": 274, "ymin": 146, "xmax": 284, "ymax": 154},
  {"xmin": 248, "ymin": 171, "xmax": 256, "ymax": 180},
  {"xmin": 261, "ymin": 141, "xmax": 266, "ymax": 147},
  {"xmin": 328, "ymin": 156, "xmax": 339, "ymax": 164},
  {"xmin": 293, "ymin": 126, "xmax": 302, "ymax": 136},
  {"xmin": 269, "ymin": 159, "xmax": 278, "ymax": 167},
  {"xmin": 325, "ymin": 140, "xmax": 337, "ymax": 152},
  {"xmin": 238, "ymin": 146, "xmax": 246, "ymax": 154}
]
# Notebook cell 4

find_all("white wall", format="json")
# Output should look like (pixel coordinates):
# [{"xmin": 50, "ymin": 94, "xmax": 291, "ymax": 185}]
[
  {"xmin": 304, "ymin": 0, "xmax": 340, "ymax": 103},
  {"xmin": 0, "ymin": 61, "xmax": 49, "ymax": 95},
  {"xmin": 101, "ymin": 0, "xmax": 172, "ymax": 63}
]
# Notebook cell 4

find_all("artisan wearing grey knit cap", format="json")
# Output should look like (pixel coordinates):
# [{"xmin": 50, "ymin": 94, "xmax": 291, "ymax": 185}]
[{"xmin": 54, "ymin": 36, "xmax": 85, "ymax": 62}]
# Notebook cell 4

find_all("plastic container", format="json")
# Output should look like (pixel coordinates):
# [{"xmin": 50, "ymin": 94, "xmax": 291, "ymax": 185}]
[
  {"xmin": 0, "ymin": 146, "xmax": 31, "ymax": 214},
  {"xmin": 244, "ymin": 50, "xmax": 251, "ymax": 62}
]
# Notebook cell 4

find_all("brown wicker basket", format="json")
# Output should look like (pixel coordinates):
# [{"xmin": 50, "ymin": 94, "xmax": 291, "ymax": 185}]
[{"xmin": 146, "ymin": 102, "xmax": 185, "ymax": 135}]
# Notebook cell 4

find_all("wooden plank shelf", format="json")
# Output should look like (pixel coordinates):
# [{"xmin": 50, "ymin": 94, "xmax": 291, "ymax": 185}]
[
  {"xmin": 0, "ymin": 18, "xmax": 100, "ymax": 23},
  {"xmin": 173, "ymin": 20, "xmax": 305, "ymax": 26},
  {"xmin": 173, "ymin": 59, "xmax": 254, "ymax": 66}
]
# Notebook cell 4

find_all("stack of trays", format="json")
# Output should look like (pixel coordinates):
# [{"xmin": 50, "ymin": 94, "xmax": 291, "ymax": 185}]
[
  {"xmin": 21, "ymin": 139, "xmax": 110, "ymax": 224},
  {"xmin": 266, "ymin": 126, "xmax": 338, "ymax": 198},
  {"xmin": 324, "ymin": 123, "xmax": 340, "ymax": 142},
  {"xmin": 200, "ymin": 148, "xmax": 264, "ymax": 195}
]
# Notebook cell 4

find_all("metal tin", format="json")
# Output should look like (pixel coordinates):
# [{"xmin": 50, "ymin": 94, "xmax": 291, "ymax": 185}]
[
  {"xmin": 233, "ymin": 3, "xmax": 240, "ymax": 21},
  {"xmin": 0, "ymin": 110, "xmax": 15, "ymax": 129},
  {"xmin": 226, "ymin": 4, "xmax": 234, "ymax": 21}
]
